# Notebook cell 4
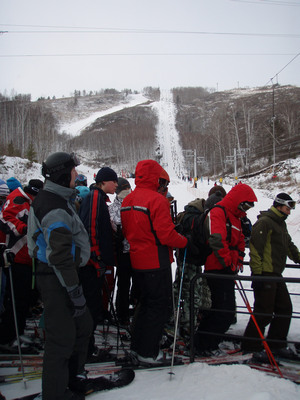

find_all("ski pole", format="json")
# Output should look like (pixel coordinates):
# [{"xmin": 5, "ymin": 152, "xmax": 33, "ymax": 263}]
[
  {"xmin": 235, "ymin": 279, "xmax": 283, "ymax": 377},
  {"xmin": 169, "ymin": 248, "xmax": 187, "ymax": 380},
  {"xmin": 5, "ymin": 249, "xmax": 27, "ymax": 388}
]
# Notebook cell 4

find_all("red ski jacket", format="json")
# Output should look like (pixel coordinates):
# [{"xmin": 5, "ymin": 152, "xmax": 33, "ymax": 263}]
[
  {"xmin": 0, "ymin": 187, "xmax": 34, "ymax": 265},
  {"xmin": 205, "ymin": 183, "xmax": 257, "ymax": 272},
  {"xmin": 121, "ymin": 160, "xmax": 187, "ymax": 271}
]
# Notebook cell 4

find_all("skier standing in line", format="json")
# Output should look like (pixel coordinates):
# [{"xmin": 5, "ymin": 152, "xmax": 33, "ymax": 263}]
[
  {"xmin": 109, "ymin": 177, "xmax": 137, "ymax": 327},
  {"xmin": 194, "ymin": 183, "xmax": 257, "ymax": 356},
  {"xmin": 242, "ymin": 193, "xmax": 300, "ymax": 358},
  {"xmin": 121, "ymin": 159, "xmax": 188, "ymax": 366},
  {"xmin": 78, "ymin": 167, "xmax": 118, "ymax": 362},
  {"xmin": 171, "ymin": 185, "xmax": 227, "ymax": 341},
  {"xmin": 27, "ymin": 152, "xmax": 93, "ymax": 400},
  {"xmin": 0, "ymin": 179, "xmax": 43, "ymax": 348}
]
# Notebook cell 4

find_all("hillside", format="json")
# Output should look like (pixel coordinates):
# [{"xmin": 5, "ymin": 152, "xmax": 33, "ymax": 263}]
[{"xmin": 0, "ymin": 85, "xmax": 299, "ymax": 178}]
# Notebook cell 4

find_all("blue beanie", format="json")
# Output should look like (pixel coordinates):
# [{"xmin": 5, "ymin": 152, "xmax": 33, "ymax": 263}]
[
  {"xmin": 6, "ymin": 177, "xmax": 22, "ymax": 192},
  {"xmin": 95, "ymin": 167, "xmax": 118, "ymax": 183},
  {"xmin": 76, "ymin": 186, "xmax": 90, "ymax": 200}
]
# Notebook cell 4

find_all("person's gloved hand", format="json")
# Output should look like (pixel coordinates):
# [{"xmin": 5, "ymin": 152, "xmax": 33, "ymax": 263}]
[
  {"xmin": 251, "ymin": 274, "xmax": 264, "ymax": 290},
  {"xmin": 175, "ymin": 224, "xmax": 183, "ymax": 234},
  {"xmin": 230, "ymin": 263, "xmax": 239, "ymax": 272},
  {"xmin": 237, "ymin": 251, "xmax": 245, "ymax": 272},
  {"xmin": 68, "ymin": 285, "xmax": 86, "ymax": 318}
]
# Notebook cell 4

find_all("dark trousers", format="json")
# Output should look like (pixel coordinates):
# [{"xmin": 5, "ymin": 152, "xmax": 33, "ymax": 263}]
[
  {"xmin": 116, "ymin": 252, "xmax": 134, "ymax": 323},
  {"xmin": 131, "ymin": 267, "xmax": 172, "ymax": 358},
  {"xmin": 242, "ymin": 280, "xmax": 292, "ymax": 352},
  {"xmin": 0, "ymin": 262, "xmax": 35, "ymax": 344},
  {"xmin": 37, "ymin": 265, "xmax": 93, "ymax": 400},
  {"xmin": 79, "ymin": 264, "xmax": 106, "ymax": 357},
  {"xmin": 195, "ymin": 270, "xmax": 236, "ymax": 352}
]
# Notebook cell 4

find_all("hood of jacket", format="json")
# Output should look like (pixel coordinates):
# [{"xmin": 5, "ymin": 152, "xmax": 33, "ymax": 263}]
[
  {"xmin": 185, "ymin": 198, "xmax": 205, "ymax": 213},
  {"xmin": 134, "ymin": 159, "xmax": 165, "ymax": 191},
  {"xmin": 257, "ymin": 205, "xmax": 288, "ymax": 224},
  {"xmin": 219, "ymin": 183, "xmax": 257, "ymax": 218},
  {"xmin": 44, "ymin": 179, "xmax": 77, "ymax": 202}
]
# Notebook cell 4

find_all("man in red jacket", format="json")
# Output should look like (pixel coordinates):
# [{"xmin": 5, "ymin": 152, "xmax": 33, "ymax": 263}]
[
  {"xmin": 0, "ymin": 179, "xmax": 43, "ymax": 347},
  {"xmin": 195, "ymin": 183, "xmax": 257, "ymax": 356},
  {"xmin": 121, "ymin": 159, "xmax": 188, "ymax": 366}
]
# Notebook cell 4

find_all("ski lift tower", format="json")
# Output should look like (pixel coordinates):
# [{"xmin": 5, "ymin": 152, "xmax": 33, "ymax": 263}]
[{"xmin": 182, "ymin": 149, "xmax": 197, "ymax": 178}]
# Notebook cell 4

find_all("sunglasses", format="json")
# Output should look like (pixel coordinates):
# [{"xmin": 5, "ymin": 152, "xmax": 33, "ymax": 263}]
[{"xmin": 275, "ymin": 196, "xmax": 295, "ymax": 209}]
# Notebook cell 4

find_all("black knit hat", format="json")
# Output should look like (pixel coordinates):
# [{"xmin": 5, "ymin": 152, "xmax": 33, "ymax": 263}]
[
  {"xmin": 24, "ymin": 179, "xmax": 44, "ymax": 196},
  {"xmin": 116, "ymin": 178, "xmax": 131, "ymax": 195},
  {"xmin": 95, "ymin": 167, "xmax": 118, "ymax": 183}
]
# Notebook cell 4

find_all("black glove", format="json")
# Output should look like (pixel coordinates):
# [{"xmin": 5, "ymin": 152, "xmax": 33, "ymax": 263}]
[
  {"xmin": 68, "ymin": 285, "xmax": 86, "ymax": 318},
  {"xmin": 175, "ymin": 224, "xmax": 183, "ymax": 234},
  {"xmin": 251, "ymin": 274, "xmax": 264, "ymax": 291}
]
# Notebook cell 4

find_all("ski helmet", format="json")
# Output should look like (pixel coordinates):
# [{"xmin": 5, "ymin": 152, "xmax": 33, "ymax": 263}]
[
  {"xmin": 273, "ymin": 193, "xmax": 295, "ymax": 210},
  {"xmin": 75, "ymin": 174, "xmax": 88, "ymax": 186},
  {"xmin": 42, "ymin": 152, "xmax": 80, "ymax": 187}
]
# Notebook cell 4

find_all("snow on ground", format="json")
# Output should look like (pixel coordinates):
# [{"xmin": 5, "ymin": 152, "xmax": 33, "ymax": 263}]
[
  {"xmin": 59, "ymin": 93, "xmax": 149, "ymax": 137},
  {"xmin": 1, "ymin": 90, "xmax": 300, "ymax": 399},
  {"xmin": 1, "ymin": 172, "xmax": 300, "ymax": 400}
]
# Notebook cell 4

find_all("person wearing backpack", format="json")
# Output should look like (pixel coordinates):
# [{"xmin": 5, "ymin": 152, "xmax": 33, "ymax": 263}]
[
  {"xmin": 172, "ymin": 186, "xmax": 227, "ymax": 340},
  {"xmin": 194, "ymin": 183, "xmax": 257, "ymax": 356}
]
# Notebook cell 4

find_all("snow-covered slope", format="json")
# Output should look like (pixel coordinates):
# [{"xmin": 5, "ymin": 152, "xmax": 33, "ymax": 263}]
[
  {"xmin": 59, "ymin": 93, "xmax": 148, "ymax": 137},
  {"xmin": 152, "ymin": 89, "xmax": 186, "ymax": 179}
]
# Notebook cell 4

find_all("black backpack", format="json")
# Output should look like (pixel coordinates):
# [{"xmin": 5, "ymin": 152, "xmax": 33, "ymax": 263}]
[{"xmin": 177, "ymin": 202, "xmax": 231, "ymax": 266}]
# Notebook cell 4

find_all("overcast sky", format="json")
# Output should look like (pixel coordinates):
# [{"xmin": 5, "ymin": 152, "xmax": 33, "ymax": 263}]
[{"xmin": 0, "ymin": 0, "xmax": 299, "ymax": 100}]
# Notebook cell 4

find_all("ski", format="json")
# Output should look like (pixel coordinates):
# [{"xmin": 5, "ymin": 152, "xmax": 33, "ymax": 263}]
[
  {"xmin": 246, "ymin": 361, "xmax": 300, "ymax": 384},
  {"xmin": 2, "ymin": 349, "xmax": 300, "ymax": 388},
  {"xmin": 0, "ymin": 362, "xmax": 122, "ymax": 384},
  {"xmin": 10, "ymin": 369, "xmax": 135, "ymax": 400}
]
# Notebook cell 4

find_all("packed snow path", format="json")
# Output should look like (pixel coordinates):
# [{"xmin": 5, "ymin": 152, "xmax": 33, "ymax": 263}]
[{"xmin": 152, "ymin": 89, "xmax": 186, "ymax": 179}]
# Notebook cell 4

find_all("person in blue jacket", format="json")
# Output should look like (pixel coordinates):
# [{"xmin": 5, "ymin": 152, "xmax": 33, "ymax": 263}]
[{"xmin": 27, "ymin": 152, "xmax": 93, "ymax": 400}]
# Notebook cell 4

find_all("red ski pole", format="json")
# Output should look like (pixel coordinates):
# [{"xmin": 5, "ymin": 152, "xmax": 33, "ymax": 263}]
[{"xmin": 235, "ymin": 279, "xmax": 283, "ymax": 378}]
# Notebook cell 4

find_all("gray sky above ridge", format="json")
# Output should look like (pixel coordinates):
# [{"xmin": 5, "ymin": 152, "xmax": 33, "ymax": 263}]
[{"xmin": 0, "ymin": 0, "xmax": 299, "ymax": 100}]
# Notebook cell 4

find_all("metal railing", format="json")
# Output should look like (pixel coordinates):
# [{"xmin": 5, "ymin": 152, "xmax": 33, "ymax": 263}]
[{"xmin": 188, "ymin": 263, "xmax": 300, "ymax": 362}]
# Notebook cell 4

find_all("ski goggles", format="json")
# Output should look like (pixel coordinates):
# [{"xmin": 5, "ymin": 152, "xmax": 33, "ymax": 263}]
[
  {"xmin": 158, "ymin": 178, "xmax": 169, "ymax": 193},
  {"xmin": 274, "ymin": 196, "xmax": 295, "ymax": 209},
  {"xmin": 70, "ymin": 152, "xmax": 80, "ymax": 167},
  {"xmin": 158, "ymin": 178, "xmax": 169, "ymax": 188},
  {"xmin": 76, "ymin": 174, "xmax": 87, "ymax": 183},
  {"xmin": 238, "ymin": 201, "xmax": 254, "ymax": 212}
]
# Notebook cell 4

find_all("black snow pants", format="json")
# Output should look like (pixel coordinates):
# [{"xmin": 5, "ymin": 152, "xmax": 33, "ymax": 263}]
[
  {"xmin": 130, "ymin": 267, "xmax": 172, "ymax": 358},
  {"xmin": 242, "ymin": 278, "xmax": 292, "ymax": 352},
  {"xmin": 37, "ymin": 263, "xmax": 93, "ymax": 400}
]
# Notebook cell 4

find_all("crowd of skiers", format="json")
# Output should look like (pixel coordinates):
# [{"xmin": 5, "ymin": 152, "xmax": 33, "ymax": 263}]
[{"xmin": 0, "ymin": 152, "xmax": 300, "ymax": 400}]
